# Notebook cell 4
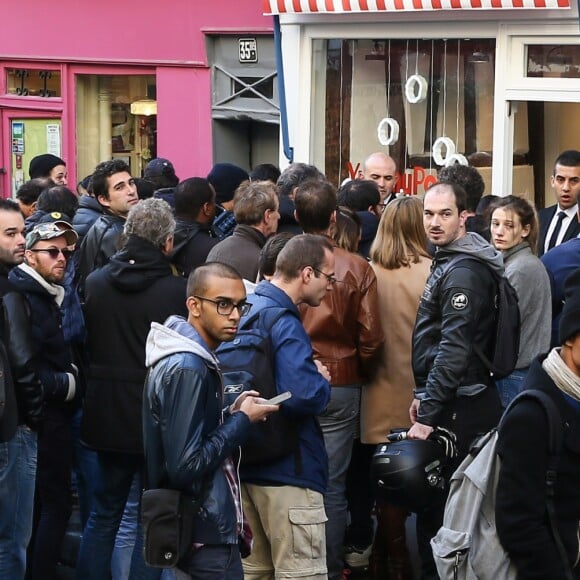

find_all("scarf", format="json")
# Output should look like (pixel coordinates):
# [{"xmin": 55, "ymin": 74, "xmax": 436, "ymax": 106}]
[{"xmin": 542, "ymin": 348, "xmax": 580, "ymax": 402}]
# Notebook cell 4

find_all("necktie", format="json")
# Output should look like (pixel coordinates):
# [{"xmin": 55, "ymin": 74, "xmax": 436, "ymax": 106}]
[{"xmin": 547, "ymin": 211, "xmax": 566, "ymax": 251}]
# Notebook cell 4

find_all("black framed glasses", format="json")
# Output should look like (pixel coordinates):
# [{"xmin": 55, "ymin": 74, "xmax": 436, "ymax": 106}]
[
  {"xmin": 311, "ymin": 266, "xmax": 337, "ymax": 285},
  {"xmin": 28, "ymin": 248, "xmax": 73, "ymax": 260},
  {"xmin": 193, "ymin": 295, "xmax": 252, "ymax": 316}
]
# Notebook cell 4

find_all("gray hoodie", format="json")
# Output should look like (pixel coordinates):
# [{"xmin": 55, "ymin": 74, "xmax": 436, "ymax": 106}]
[{"xmin": 438, "ymin": 232, "xmax": 505, "ymax": 276}]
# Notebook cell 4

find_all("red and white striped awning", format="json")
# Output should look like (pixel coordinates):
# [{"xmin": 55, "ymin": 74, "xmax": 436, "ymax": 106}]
[{"xmin": 263, "ymin": 0, "xmax": 570, "ymax": 13}]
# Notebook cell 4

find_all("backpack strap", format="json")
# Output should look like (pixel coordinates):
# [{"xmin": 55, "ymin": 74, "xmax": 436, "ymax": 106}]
[{"xmin": 502, "ymin": 389, "xmax": 574, "ymax": 580}]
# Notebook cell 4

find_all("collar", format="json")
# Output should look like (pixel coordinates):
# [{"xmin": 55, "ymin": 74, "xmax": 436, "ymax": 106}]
[{"xmin": 17, "ymin": 263, "xmax": 65, "ymax": 306}]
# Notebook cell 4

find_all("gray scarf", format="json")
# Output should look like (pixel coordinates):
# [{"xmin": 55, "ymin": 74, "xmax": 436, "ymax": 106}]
[{"xmin": 542, "ymin": 348, "xmax": 580, "ymax": 402}]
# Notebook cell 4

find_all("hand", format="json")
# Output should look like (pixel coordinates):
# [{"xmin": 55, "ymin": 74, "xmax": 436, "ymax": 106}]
[
  {"xmin": 229, "ymin": 390, "xmax": 260, "ymax": 414},
  {"xmin": 240, "ymin": 396, "xmax": 280, "ymax": 424},
  {"xmin": 409, "ymin": 398, "xmax": 420, "ymax": 425},
  {"xmin": 314, "ymin": 359, "xmax": 331, "ymax": 382},
  {"xmin": 407, "ymin": 421, "xmax": 434, "ymax": 441}
]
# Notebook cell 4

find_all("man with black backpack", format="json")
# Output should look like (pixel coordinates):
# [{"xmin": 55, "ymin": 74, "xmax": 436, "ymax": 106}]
[{"xmin": 408, "ymin": 181, "xmax": 504, "ymax": 579}]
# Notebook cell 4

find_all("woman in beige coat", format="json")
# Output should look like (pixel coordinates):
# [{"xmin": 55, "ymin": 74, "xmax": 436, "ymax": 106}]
[{"xmin": 362, "ymin": 196, "xmax": 431, "ymax": 579}]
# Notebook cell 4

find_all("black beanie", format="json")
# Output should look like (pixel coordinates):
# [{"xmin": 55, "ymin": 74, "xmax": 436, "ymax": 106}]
[
  {"xmin": 29, "ymin": 154, "xmax": 66, "ymax": 179},
  {"xmin": 559, "ymin": 267, "xmax": 580, "ymax": 344},
  {"xmin": 207, "ymin": 163, "xmax": 249, "ymax": 205}
]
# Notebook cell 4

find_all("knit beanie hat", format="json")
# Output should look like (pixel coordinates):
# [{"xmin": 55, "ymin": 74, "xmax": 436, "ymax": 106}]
[
  {"xmin": 207, "ymin": 163, "xmax": 249, "ymax": 205},
  {"xmin": 559, "ymin": 266, "xmax": 580, "ymax": 344},
  {"xmin": 29, "ymin": 154, "xmax": 66, "ymax": 179}
]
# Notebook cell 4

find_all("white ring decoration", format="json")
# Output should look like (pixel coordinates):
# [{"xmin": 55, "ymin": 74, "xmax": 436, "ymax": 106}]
[
  {"xmin": 405, "ymin": 74, "xmax": 428, "ymax": 104},
  {"xmin": 377, "ymin": 118, "xmax": 400, "ymax": 146},
  {"xmin": 432, "ymin": 137, "xmax": 456, "ymax": 166},
  {"xmin": 444, "ymin": 153, "xmax": 469, "ymax": 167}
]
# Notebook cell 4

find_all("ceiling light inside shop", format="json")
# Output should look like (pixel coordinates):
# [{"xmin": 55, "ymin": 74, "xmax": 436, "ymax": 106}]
[{"xmin": 130, "ymin": 98, "xmax": 157, "ymax": 116}]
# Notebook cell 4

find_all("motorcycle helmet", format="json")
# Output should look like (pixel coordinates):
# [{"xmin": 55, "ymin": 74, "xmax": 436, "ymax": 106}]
[{"xmin": 371, "ymin": 438, "xmax": 448, "ymax": 512}]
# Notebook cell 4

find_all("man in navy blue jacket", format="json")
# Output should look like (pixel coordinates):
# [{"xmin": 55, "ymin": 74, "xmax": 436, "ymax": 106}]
[{"xmin": 238, "ymin": 234, "xmax": 333, "ymax": 580}]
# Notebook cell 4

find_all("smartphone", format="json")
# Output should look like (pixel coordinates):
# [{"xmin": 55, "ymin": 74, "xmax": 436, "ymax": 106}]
[{"xmin": 260, "ymin": 391, "xmax": 292, "ymax": 405}]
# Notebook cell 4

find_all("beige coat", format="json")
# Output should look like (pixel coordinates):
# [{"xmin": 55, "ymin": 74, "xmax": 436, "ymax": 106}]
[{"xmin": 361, "ymin": 257, "xmax": 432, "ymax": 444}]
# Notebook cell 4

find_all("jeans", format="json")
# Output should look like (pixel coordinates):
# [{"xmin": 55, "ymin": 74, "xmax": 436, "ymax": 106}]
[
  {"xmin": 0, "ymin": 426, "xmax": 37, "ymax": 580},
  {"xmin": 318, "ymin": 386, "xmax": 360, "ymax": 580},
  {"xmin": 111, "ymin": 473, "xmax": 140, "ymax": 580},
  {"xmin": 180, "ymin": 545, "xmax": 243, "ymax": 580},
  {"xmin": 29, "ymin": 407, "xmax": 74, "ymax": 580},
  {"xmin": 496, "ymin": 368, "xmax": 529, "ymax": 409},
  {"xmin": 71, "ymin": 408, "xmax": 100, "ymax": 528},
  {"xmin": 75, "ymin": 451, "xmax": 161, "ymax": 580}
]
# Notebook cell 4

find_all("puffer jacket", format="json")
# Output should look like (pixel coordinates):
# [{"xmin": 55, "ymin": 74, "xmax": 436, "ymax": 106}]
[
  {"xmin": 144, "ymin": 316, "xmax": 251, "ymax": 545},
  {"xmin": 73, "ymin": 195, "xmax": 103, "ymax": 243},
  {"xmin": 412, "ymin": 233, "xmax": 503, "ymax": 426},
  {"xmin": 300, "ymin": 243, "xmax": 384, "ymax": 385}
]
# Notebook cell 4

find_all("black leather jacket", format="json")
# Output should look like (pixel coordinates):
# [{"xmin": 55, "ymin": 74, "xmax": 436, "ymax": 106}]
[
  {"xmin": 412, "ymin": 233, "xmax": 503, "ymax": 426},
  {"xmin": 144, "ymin": 316, "xmax": 251, "ymax": 545},
  {"xmin": 0, "ymin": 265, "xmax": 43, "ymax": 442}
]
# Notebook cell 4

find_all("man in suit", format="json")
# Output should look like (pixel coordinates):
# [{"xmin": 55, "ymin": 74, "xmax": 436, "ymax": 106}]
[{"xmin": 538, "ymin": 149, "xmax": 580, "ymax": 257}]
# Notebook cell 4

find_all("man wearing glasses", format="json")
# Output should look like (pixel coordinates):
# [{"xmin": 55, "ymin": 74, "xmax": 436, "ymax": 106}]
[
  {"xmin": 240, "ymin": 234, "xmax": 333, "ymax": 580},
  {"xmin": 295, "ymin": 180, "xmax": 384, "ymax": 580},
  {"xmin": 143, "ymin": 262, "xmax": 279, "ymax": 578},
  {"xmin": 9, "ymin": 220, "xmax": 80, "ymax": 579},
  {"xmin": 76, "ymin": 199, "xmax": 187, "ymax": 579}
]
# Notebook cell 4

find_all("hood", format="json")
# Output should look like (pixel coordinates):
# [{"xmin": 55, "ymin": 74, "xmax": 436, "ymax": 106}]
[
  {"xmin": 9, "ymin": 263, "xmax": 65, "ymax": 305},
  {"xmin": 78, "ymin": 195, "xmax": 103, "ymax": 213},
  {"xmin": 438, "ymin": 232, "xmax": 504, "ymax": 275},
  {"xmin": 105, "ymin": 235, "xmax": 174, "ymax": 292},
  {"xmin": 145, "ymin": 315, "xmax": 218, "ymax": 368},
  {"xmin": 170, "ymin": 219, "xmax": 203, "ymax": 257}
]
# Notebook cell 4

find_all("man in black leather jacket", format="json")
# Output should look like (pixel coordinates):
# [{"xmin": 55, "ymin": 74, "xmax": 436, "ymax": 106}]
[
  {"xmin": 408, "ymin": 182, "xmax": 503, "ymax": 579},
  {"xmin": 0, "ymin": 199, "xmax": 43, "ymax": 578},
  {"xmin": 143, "ymin": 262, "xmax": 278, "ymax": 578}
]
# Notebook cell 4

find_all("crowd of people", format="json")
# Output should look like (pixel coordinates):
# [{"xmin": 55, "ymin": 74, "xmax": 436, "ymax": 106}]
[{"xmin": 0, "ymin": 148, "xmax": 578, "ymax": 580}]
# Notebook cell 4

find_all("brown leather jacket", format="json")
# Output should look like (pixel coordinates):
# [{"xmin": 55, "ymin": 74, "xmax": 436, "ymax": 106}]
[{"xmin": 300, "ymin": 245, "xmax": 384, "ymax": 386}]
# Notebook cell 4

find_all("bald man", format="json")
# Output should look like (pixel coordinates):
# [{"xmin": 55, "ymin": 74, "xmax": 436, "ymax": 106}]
[{"xmin": 360, "ymin": 153, "xmax": 397, "ymax": 206}]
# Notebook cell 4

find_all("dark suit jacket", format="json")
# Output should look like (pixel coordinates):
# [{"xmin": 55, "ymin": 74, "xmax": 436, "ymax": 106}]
[{"xmin": 537, "ymin": 204, "xmax": 580, "ymax": 257}]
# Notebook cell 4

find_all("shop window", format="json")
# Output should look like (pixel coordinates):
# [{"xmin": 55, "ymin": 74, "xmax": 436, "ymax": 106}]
[
  {"xmin": 75, "ymin": 74, "xmax": 156, "ymax": 180},
  {"xmin": 6, "ymin": 68, "xmax": 61, "ymax": 97},
  {"xmin": 311, "ymin": 38, "xmax": 498, "ymax": 194},
  {"xmin": 527, "ymin": 45, "xmax": 580, "ymax": 79}
]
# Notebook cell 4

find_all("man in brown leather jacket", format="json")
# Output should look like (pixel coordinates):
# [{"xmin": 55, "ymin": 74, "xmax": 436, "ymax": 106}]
[{"xmin": 295, "ymin": 179, "xmax": 384, "ymax": 580}]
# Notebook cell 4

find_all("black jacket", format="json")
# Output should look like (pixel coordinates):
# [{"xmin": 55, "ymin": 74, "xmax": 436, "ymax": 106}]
[
  {"xmin": 81, "ymin": 235, "xmax": 187, "ymax": 454},
  {"xmin": 73, "ymin": 195, "xmax": 104, "ymax": 243},
  {"xmin": 144, "ymin": 316, "xmax": 251, "ymax": 545},
  {"xmin": 497, "ymin": 355, "xmax": 580, "ymax": 579},
  {"xmin": 0, "ymin": 265, "xmax": 43, "ymax": 441},
  {"xmin": 170, "ymin": 218, "xmax": 219, "ymax": 277},
  {"xmin": 412, "ymin": 233, "xmax": 502, "ymax": 426},
  {"xmin": 77, "ymin": 213, "xmax": 124, "ymax": 290},
  {"xmin": 9, "ymin": 265, "xmax": 78, "ymax": 411}
]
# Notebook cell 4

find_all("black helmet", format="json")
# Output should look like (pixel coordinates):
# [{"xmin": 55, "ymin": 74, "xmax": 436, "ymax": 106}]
[{"xmin": 371, "ymin": 438, "xmax": 448, "ymax": 512}]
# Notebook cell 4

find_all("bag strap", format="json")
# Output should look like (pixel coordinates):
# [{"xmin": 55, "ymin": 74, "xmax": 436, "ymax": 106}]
[{"xmin": 502, "ymin": 389, "xmax": 574, "ymax": 580}]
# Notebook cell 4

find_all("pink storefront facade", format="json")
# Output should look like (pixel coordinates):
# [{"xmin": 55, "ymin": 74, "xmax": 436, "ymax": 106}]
[{"xmin": 0, "ymin": 0, "xmax": 277, "ymax": 197}]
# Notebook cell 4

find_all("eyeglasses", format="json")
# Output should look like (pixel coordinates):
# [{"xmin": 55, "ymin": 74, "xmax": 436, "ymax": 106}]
[
  {"xmin": 28, "ymin": 248, "xmax": 73, "ymax": 260},
  {"xmin": 311, "ymin": 266, "xmax": 337, "ymax": 285},
  {"xmin": 192, "ymin": 295, "xmax": 252, "ymax": 317}
]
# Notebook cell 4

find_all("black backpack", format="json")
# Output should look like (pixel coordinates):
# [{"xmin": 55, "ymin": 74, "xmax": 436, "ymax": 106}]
[
  {"xmin": 445, "ymin": 255, "xmax": 521, "ymax": 380},
  {"xmin": 216, "ymin": 306, "xmax": 302, "ymax": 467}
]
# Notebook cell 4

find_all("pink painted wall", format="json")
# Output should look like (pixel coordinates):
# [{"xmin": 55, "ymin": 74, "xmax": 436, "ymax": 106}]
[
  {"xmin": 0, "ymin": 0, "xmax": 274, "ymax": 190},
  {"xmin": 0, "ymin": 0, "xmax": 272, "ymax": 64}
]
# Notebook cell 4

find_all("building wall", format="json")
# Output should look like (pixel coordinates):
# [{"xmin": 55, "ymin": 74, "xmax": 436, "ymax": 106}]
[{"xmin": 0, "ymin": 0, "xmax": 273, "ymax": 194}]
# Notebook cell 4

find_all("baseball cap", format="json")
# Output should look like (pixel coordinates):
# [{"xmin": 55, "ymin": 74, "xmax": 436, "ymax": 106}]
[
  {"xmin": 143, "ymin": 158, "xmax": 176, "ymax": 180},
  {"xmin": 25, "ymin": 221, "xmax": 78, "ymax": 250}
]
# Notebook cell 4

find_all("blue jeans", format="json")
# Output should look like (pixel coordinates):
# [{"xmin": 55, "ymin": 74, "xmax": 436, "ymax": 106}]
[
  {"xmin": 180, "ymin": 545, "xmax": 243, "ymax": 579},
  {"xmin": 0, "ymin": 425, "xmax": 37, "ymax": 580},
  {"xmin": 318, "ymin": 386, "xmax": 360, "ymax": 580},
  {"xmin": 75, "ymin": 451, "xmax": 161, "ymax": 580},
  {"xmin": 111, "ymin": 473, "xmax": 140, "ymax": 580},
  {"xmin": 496, "ymin": 368, "xmax": 529, "ymax": 409}
]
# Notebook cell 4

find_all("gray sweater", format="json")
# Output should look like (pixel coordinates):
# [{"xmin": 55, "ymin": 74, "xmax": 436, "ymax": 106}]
[{"xmin": 503, "ymin": 242, "xmax": 552, "ymax": 368}]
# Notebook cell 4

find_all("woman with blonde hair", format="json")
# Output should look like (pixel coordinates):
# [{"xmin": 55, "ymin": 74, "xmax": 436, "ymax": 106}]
[{"xmin": 362, "ymin": 195, "xmax": 432, "ymax": 579}]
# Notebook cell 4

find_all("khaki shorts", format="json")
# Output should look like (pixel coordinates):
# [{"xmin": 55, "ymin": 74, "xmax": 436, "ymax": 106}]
[{"xmin": 242, "ymin": 483, "xmax": 328, "ymax": 579}]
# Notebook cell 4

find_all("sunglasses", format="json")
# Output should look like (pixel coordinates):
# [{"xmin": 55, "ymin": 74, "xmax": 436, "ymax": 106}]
[{"xmin": 28, "ymin": 248, "xmax": 73, "ymax": 260}]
